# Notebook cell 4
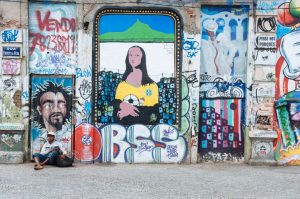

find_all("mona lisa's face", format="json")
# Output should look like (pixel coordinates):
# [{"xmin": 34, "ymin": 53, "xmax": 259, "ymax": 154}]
[{"xmin": 128, "ymin": 47, "xmax": 142, "ymax": 68}]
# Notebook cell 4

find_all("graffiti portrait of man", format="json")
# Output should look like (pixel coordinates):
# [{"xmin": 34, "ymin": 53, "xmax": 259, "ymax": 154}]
[
  {"xmin": 32, "ymin": 81, "xmax": 72, "ymax": 133},
  {"xmin": 31, "ymin": 77, "xmax": 74, "ymax": 155}
]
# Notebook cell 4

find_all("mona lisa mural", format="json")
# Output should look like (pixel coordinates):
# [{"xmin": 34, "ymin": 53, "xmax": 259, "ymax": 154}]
[
  {"xmin": 94, "ymin": 8, "xmax": 182, "ymax": 126},
  {"xmin": 92, "ymin": 8, "xmax": 187, "ymax": 163}
]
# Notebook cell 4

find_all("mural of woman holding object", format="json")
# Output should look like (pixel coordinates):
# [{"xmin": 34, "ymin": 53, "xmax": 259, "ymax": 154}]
[
  {"xmin": 112, "ymin": 46, "xmax": 159, "ymax": 125},
  {"xmin": 97, "ymin": 13, "xmax": 180, "ymax": 126}
]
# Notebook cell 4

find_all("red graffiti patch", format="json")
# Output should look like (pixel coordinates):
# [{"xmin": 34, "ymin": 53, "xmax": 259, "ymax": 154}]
[{"xmin": 74, "ymin": 124, "xmax": 102, "ymax": 161}]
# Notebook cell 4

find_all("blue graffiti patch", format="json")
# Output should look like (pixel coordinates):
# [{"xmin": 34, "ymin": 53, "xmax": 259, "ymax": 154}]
[
  {"xmin": 145, "ymin": 89, "xmax": 152, "ymax": 96},
  {"xmin": 1, "ymin": 30, "xmax": 19, "ymax": 42}
]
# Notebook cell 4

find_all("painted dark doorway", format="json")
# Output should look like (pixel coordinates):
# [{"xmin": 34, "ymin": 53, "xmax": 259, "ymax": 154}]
[{"xmin": 199, "ymin": 6, "xmax": 249, "ymax": 161}]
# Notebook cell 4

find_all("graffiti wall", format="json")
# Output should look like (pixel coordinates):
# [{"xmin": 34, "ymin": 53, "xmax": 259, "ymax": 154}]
[
  {"xmin": 0, "ymin": 29, "xmax": 23, "ymax": 124},
  {"xmin": 28, "ymin": 3, "xmax": 78, "ymax": 157},
  {"xmin": 275, "ymin": 0, "xmax": 300, "ymax": 165},
  {"xmin": 29, "ymin": 3, "xmax": 77, "ymax": 74},
  {"xmin": 79, "ymin": 8, "xmax": 188, "ymax": 163},
  {"xmin": 199, "ymin": 6, "xmax": 249, "ymax": 161},
  {"xmin": 30, "ymin": 75, "xmax": 74, "ymax": 155}
]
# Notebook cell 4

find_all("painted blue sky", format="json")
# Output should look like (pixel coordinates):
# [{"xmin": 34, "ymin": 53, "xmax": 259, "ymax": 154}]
[{"xmin": 99, "ymin": 14, "xmax": 175, "ymax": 35}]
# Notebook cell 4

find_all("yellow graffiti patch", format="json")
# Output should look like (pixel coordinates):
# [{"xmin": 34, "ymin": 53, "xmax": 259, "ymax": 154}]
[
  {"xmin": 279, "ymin": 142, "xmax": 300, "ymax": 165},
  {"xmin": 115, "ymin": 81, "xmax": 158, "ymax": 106}
]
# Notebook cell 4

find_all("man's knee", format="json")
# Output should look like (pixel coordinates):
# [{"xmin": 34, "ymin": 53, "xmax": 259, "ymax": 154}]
[
  {"xmin": 48, "ymin": 151, "xmax": 58, "ymax": 158},
  {"xmin": 32, "ymin": 153, "xmax": 41, "ymax": 159},
  {"xmin": 47, "ymin": 152, "xmax": 58, "ymax": 164}
]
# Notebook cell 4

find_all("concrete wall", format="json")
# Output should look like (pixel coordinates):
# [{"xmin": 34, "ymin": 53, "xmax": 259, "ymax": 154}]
[
  {"xmin": 0, "ymin": 1, "xmax": 28, "ymax": 163},
  {"xmin": 2, "ymin": 0, "xmax": 296, "ymax": 165}
]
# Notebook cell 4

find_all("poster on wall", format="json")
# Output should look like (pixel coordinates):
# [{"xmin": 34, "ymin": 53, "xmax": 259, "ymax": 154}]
[
  {"xmin": 95, "ymin": 9, "xmax": 182, "ymax": 126},
  {"xmin": 199, "ymin": 99, "xmax": 244, "ymax": 155},
  {"xmin": 2, "ymin": 45, "xmax": 22, "ymax": 58},
  {"xmin": 199, "ymin": 6, "xmax": 249, "ymax": 99},
  {"xmin": 1, "ymin": 75, "xmax": 22, "ymax": 123},
  {"xmin": 275, "ymin": 0, "xmax": 300, "ymax": 165},
  {"xmin": 29, "ymin": 3, "xmax": 77, "ymax": 75},
  {"xmin": 30, "ymin": 75, "xmax": 74, "ymax": 156}
]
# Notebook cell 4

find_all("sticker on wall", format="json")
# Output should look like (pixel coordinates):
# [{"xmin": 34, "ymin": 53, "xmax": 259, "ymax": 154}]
[
  {"xmin": 1, "ymin": 76, "xmax": 21, "ymax": 92},
  {"xmin": 200, "ymin": 6, "xmax": 249, "ymax": 95},
  {"xmin": 30, "ymin": 75, "xmax": 74, "ymax": 156},
  {"xmin": 2, "ymin": 45, "xmax": 22, "ymax": 58},
  {"xmin": 94, "ymin": 9, "xmax": 182, "ymax": 126},
  {"xmin": 256, "ymin": 16, "xmax": 276, "ymax": 33},
  {"xmin": 2, "ymin": 59, "xmax": 21, "ymax": 75},
  {"xmin": 254, "ymin": 34, "xmax": 276, "ymax": 65},
  {"xmin": 1, "ymin": 29, "xmax": 22, "ymax": 42}
]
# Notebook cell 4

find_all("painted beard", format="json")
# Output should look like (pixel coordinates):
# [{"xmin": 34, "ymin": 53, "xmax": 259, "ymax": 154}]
[{"xmin": 48, "ymin": 112, "xmax": 65, "ymax": 130}]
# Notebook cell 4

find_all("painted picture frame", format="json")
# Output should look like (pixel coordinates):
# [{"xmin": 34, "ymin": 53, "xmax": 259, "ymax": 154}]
[{"xmin": 93, "ymin": 8, "xmax": 182, "ymax": 126}]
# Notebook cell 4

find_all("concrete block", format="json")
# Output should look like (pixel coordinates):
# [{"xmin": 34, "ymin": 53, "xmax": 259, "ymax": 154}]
[
  {"xmin": 249, "ymin": 129, "xmax": 277, "ymax": 166},
  {"xmin": 249, "ymin": 129, "xmax": 277, "ymax": 138},
  {"xmin": 0, "ymin": 151, "xmax": 23, "ymax": 164}
]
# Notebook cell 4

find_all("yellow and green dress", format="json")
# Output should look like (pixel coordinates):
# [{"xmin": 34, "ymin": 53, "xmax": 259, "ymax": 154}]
[{"xmin": 113, "ymin": 81, "xmax": 159, "ymax": 124}]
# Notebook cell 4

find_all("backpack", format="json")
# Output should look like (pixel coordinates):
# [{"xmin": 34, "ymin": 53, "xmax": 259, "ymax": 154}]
[{"xmin": 56, "ymin": 155, "xmax": 74, "ymax": 167}]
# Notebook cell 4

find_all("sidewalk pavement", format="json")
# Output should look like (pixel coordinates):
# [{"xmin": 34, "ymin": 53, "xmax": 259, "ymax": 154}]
[{"xmin": 0, "ymin": 163, "xmax": 299, "ymax": 199}]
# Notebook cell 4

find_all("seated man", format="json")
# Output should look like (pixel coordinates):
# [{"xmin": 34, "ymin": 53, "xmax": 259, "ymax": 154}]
[{"xmin": 32, "ymin": 131, "xmax": 67, "ymax": 170}]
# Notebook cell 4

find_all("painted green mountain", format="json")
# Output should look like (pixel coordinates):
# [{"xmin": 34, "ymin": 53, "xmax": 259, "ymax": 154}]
[{"xmin": 99, "ymin": 20, "xmax": 174, "ymax": 42}]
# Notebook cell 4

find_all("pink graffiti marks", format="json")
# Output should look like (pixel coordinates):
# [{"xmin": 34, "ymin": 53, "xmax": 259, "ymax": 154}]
[
  {"xmin": 2, "ymin": 59, "xmax": 21, "ymax": 75},
  {"xmin": 0, "ymin": 20, "xmax": 21, "ymax": 29},
  {"xmin": 30, "ymin": 10, "xmax": 76, "ymax": 55},
  {"xmin": 36, "ymin": 10, "xmax": 75, "ymax": 32}
]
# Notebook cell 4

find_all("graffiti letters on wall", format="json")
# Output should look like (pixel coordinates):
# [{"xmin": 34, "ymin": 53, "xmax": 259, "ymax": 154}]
[
  {"xmin": 2, "ymin": 59, "xmax": 21, "ymax": 75},
  {"xmin": 29, "ymin": 3, "xmax": 77, "ymax": 74},
  {"xmin": 199, "ymin": 6, "xmax": 248, "ymax": 161},
  {"xmin": 1, "ymin": 29, "xmax": 22, "ymax": 43},
  {"xmin": 101, "ymin": 124, "xmax": 187, "ymax": 163},
  {"xmin": 256, "ymin": 16, "xmax": 276, "ymax": 33},
  {"xmin": 74, "ymin": 123, "xmax": 187, "ymax": 163},
  {"xmin": 30, "ymin": 75, "xmax": 74, "ymax": 155},
  {"xmin": 275, "ymin": 0, "xmax": 300, "ymax": 165},
  {"xmin": 254, "ymin": 34, "xmax": 276, "ymax": 65},
  {"xmin": 256, "ymin": 0, "xmax": 285, "ymax": 15},
  {"xmin": 95, "ymin": 9, "xmax": 181, "ymax": 126}
]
